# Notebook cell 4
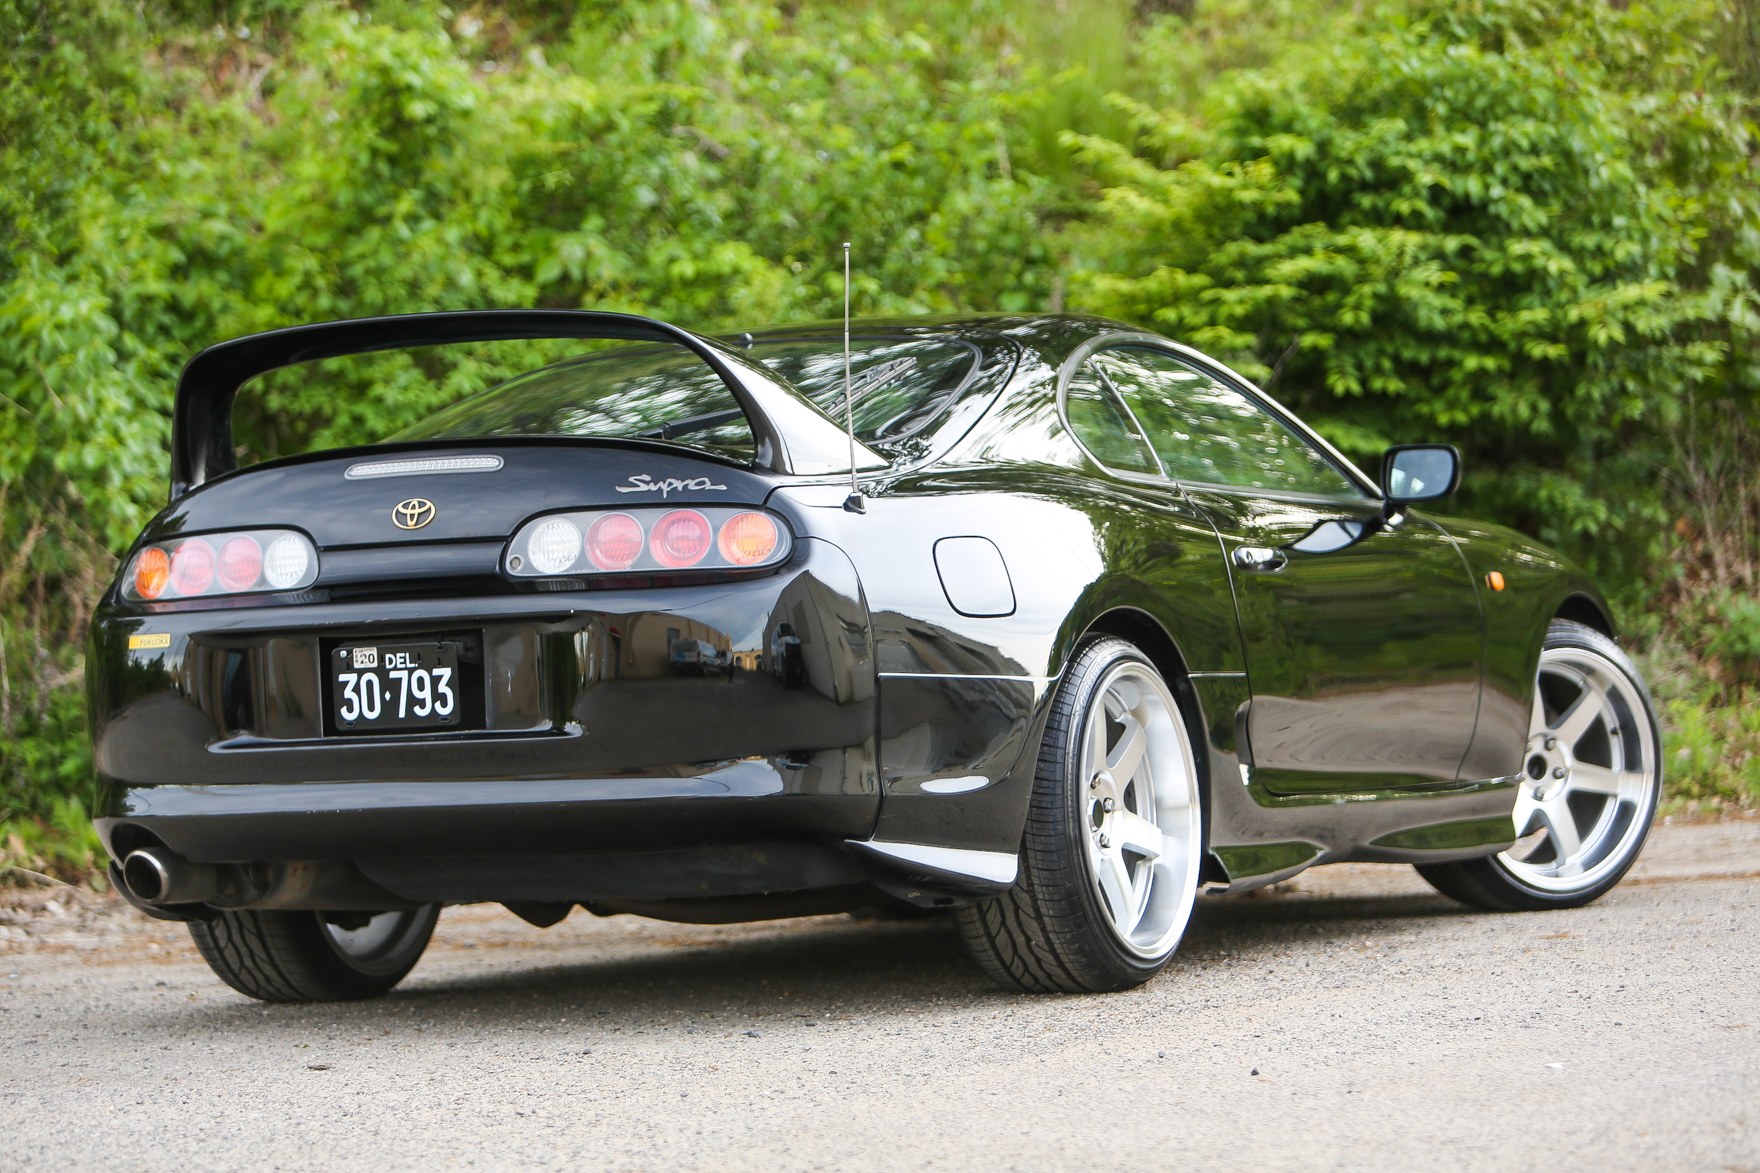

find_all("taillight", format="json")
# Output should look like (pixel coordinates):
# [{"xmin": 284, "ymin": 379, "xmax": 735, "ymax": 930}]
[
  {"xmin": 650, "ymin": 510, "xmax": 711, "ymax": 568},
  {"xmin": 262, "ymin": 534, "xmax": 311, "ymax": 589},
  {"xmin": 528, "ymin": 518, "xmax": 583, "ymax": 575},
  {"xmin": 585, "ymin": 513, "xmax": 643, "ymax": 570},
  {"xmin": 134, "ymin": 547, "xmax": 170, "ymax": 599},
  {"xmin": 718, "ymin": 512, "xmax": 779, "ymax": 566},
  {"xmin": 217, "ymin": 536, "xmax": 263, "ymax": 592},
  {"xmin": 169, "ymin": 540, "xmax": 215, "ymax": 596},
  {"xmin": 122, "ymin": 530, "xmax": 319, "ymax": 602},
  {"xmin": 505, "ymin": 506, "xmax": 792, "ymax": 581}
]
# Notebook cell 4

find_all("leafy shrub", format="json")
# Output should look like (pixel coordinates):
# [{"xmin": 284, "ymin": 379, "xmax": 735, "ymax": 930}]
[
  {"xmin": 1659, "ymin": 692, "xmax": 1760, "ymax": 814},
  {"xmin": 2, "ymin": 0, "xmax": 1758, "ymax": 869},
  {"xmin": 2, "ymin": 796, "xmax": 106, "ymax": 886},
  {"xmin": 1065, "ymin": 0, "xmax": 1759, "ymax": 595},
  {"xmin": 1675, "ymin": 592, "xmax": 1760, "ymax": 693}
]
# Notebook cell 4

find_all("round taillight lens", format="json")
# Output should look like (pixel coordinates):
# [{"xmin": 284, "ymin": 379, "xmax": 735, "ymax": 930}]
[
  {"xmin": 217, "ymin": 536, "xmax": 263, "ymax": 592},
  {"xmin": 134, "ymin": 547, "xmax": 170, "ymax": 599},
  {"xmin": 528, "ymin": 517, "xmax": 583, "ymax": 575},
  {"xmin": 585, "ymin": 513, "xmax": 644, "ymax": 571},
  {"xmin": 650, "ymin": 510, "xmax": 711, "ymax": 568},
  {"xmin": 263, "ymin": 534, "xmax": 311, "ymax": 589},
  {"xmin": 168, "ymin": 539, "xmax": 216, "ymax": 596},
  {"xmin": 717, "ymin": 512, "xmax": 779, "ymax": 566}
]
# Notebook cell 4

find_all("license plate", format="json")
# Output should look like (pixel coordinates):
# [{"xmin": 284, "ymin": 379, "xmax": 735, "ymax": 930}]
[{"xmin": 330, "ymin": 641, "xmax": 462, "ymax": 732}]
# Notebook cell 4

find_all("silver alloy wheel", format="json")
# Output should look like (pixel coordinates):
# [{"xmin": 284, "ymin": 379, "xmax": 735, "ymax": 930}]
[
  {"xmin": 322, "ymin": 909, "xmax": 432, "ymax": 974},
  {"xmin": 1077, "ymin": 662, "xmax": 1203, "ymax": 958},
  {"xmin": 1502, "ymin": 646, "xmax": 1659, "ymax": 892}
]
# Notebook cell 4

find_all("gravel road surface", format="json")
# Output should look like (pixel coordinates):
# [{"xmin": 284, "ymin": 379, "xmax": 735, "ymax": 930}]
[{"xmin": 4, "ymin": 818, "xmax": 1757, "ymax": 1172}]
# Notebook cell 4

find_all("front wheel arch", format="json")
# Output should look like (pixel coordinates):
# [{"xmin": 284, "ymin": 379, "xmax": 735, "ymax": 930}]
[{"xmin": 1555, "ymin": 593, "xmax": 1614, "ymax": 639}]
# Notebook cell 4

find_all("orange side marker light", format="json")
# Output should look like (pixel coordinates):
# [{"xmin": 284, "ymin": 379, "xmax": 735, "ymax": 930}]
[{"xmin": 1486, "ymin": 570, "xmax": 1506, "ymax": 592}]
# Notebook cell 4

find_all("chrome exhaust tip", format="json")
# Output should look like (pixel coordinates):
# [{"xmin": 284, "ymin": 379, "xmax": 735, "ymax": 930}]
[{"xmin": 121, "ymin": 849, "xmax": 218, "ymax": 906}]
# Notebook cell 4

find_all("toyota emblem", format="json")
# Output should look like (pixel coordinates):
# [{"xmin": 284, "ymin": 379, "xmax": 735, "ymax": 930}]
[{"xmin": 392, "ymin": 498, "xmax": 437, "ymax": 530}]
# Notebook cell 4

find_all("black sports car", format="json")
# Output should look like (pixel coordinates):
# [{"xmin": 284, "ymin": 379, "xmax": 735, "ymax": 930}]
[{"xmin": 87, "ymin": 310, "xmax": 1662, "ymax": 1002}]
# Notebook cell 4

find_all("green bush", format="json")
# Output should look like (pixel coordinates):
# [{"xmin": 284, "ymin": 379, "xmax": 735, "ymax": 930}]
[
  {"xmin": 1064, "ymin": 0, "xmax": 1760, "ymax": 595},
  {"xmin": 2, "ymin": 0, "xmax": 1757, "ymax": 875},
  {"xmin": 1656, "ymin": 686, "xmax": 1760, "ymax": 815}
]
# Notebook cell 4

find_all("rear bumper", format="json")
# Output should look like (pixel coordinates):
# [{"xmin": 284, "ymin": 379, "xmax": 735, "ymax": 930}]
[
  {"xmin": 91, "ymin": 539, "xmax": 881, "ymax": 874},
  {"xmin": 97, "ymin": 769, "xmax": 871, "ymax": 864},
  {"xmin": 94, "ymin": 775, "xmax": 1012, "ymax": 908}
]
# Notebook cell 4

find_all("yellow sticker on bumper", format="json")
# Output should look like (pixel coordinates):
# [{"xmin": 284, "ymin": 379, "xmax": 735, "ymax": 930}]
[{"xmin": 128, "ymin": 633, "xmax": 172, "ymax": 650}]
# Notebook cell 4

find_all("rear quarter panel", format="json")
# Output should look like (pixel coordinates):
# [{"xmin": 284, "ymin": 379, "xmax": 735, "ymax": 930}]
[{"xmin": 776, "ymin": 466, "xmax": 1240, "ymax": 855}]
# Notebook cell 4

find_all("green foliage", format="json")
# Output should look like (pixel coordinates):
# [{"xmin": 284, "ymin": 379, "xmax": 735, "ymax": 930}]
[
  {"xmin": 1660, "ymin": 694, "xmax": 1760, "ymax": 815},
  {"xmin": 0, "ymin": 0, "xmax": 1062, "ymax": 861},
  {"xmin": 2, "ymin": 794, "xmax": 106, "ymax": 886},
  {"xmin": 3, "ymin": 0, "xmax": 1759, "ymax": 868},
  {"xmin": 1648, "ymin": 633, "xmax": 1760, "ymax": 815},
  {"xmin": 1675, "ymin": 591, "xmax": 1760, "ymax": 692},
  {"xmin": 1066, "ymin": 0, "xmax": 1760, "ymax": 595}
]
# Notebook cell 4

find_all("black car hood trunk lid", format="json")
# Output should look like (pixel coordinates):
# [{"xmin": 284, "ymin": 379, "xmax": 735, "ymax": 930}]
[{"xmin": 145, "ymin": 444, "xmax": 775, "ymax": 548}]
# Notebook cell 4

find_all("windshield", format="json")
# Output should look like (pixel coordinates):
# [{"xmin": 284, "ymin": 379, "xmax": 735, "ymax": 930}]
[
  {"xmin": 386, "ymin": 343, "xmax": 754, "ymax": 463},
  {"xmin": 746, "ymin": 336, "xmax": 979, "ymax": 445}
]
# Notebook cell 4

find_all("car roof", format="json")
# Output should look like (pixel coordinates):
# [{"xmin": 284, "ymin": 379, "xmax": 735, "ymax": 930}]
[{"xmin": 729, "ymin": 312, "xmax": 1146, "ymax": 358}]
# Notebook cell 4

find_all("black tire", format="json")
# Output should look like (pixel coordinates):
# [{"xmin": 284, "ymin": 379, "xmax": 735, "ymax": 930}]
[
  {"xmin": 957, "ymin": 637, "xmax": 1204, "ymax": 993},
  {"xmin": 188, "ymin": 905, "xmax": 439, "ymax": 1003},
  {"xmin": 1417, "ymin": 619, "xmax": 1662, "ymax": 912}
]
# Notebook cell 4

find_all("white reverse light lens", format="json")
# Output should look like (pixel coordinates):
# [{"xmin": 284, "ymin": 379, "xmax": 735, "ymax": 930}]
[
  {"xmin": 528, "ymin": 518, "xmax": 583, "ymax": 575},
  {"xmin": 262, "ymin": 534, "xmax": 311, "ymax": 589}
]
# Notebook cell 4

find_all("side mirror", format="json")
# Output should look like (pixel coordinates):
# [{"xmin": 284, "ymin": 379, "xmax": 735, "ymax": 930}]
[{"xmin": 1380, "ymin": 445, "xmax": 1460, "ymax": 503}]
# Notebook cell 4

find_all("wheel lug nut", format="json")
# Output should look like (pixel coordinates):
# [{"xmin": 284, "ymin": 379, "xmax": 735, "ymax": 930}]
[
  {"xmin": 1098, "ymin": 834, "xmax": 1111, "ymax": 849},
  {"xmin": 1102, "ymin": 797, "xmax": 1116, "ymax": 813},
  {"xmin": 1544, "ymin": 738, "xmax": 1557, "ymax": 751},
  {"xmin": 1552, "ymin": 766, "xmax": 1566, "ymax": 779}
]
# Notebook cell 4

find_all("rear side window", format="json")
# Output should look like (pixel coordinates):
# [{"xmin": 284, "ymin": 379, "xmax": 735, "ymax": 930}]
[
  {"xmin": 747, "ymin": 337, "xmax": 978, "ymax": 445},
  {"xmin": 1064, "ymin": 367, "xmax": 1160, "ymax": 475},
  {"xmin": 1087, "ymin": 347, "xmax": 1360, "ymax": 496},
  {"xmin": 388, "ymin": 344, "xmax": 754, "ymax": 463}
]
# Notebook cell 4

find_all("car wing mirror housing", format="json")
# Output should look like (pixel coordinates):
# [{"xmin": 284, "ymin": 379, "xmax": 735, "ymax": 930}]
[{"xmin": 1380, "ymin": 444, "xmax": 1461, "ymax": 505}]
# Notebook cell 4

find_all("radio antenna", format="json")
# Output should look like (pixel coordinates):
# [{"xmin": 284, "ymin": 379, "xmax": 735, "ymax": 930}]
[{"xmin": 841, "ymin": 241, "xmax": 865, "ymax": 514}]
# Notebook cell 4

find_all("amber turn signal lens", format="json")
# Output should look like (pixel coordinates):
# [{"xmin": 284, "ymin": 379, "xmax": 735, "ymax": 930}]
[
  {"xmin": 586, "ymin": 512, "xmax": 644, "ymax": 571},
  {"xmin": 134, "ymin": 547, "xmax": 170, "ymax": 599},
  {"xmin": 650, "ymin": 510, "xmax": 712, "ymax": 568},
  {"xmin": 717, "ymin": 512, "xmax": 779, "ymax": 566},
  {"xmin": 1486, "ymin": 570, "xmax": 1506, "ymax": 592}
]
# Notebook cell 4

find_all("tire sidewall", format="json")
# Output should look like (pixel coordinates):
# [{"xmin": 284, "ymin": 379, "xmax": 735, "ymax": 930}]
[{"xmin": 1044, "ymin": 637, "xmax": 1200, "ymax": 983}]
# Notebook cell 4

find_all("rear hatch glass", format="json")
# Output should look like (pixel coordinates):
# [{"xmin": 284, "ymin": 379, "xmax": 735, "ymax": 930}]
[
  {"xmin": 387, "ymin": 344, "xmax": 753, "ymax": 463},
  {"xmin": 744, "ymin": 337, "xmax": 980, "ymax": 445}
]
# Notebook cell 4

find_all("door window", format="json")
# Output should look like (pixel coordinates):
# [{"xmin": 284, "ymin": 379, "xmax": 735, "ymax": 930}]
[
  {"xmin": 1088, "ymin": 347, "xmax": 1360, "ymax": 497},
  {"xmin": 1063, "ymin": 367, "xmax": 1161, "ymax": 476}
]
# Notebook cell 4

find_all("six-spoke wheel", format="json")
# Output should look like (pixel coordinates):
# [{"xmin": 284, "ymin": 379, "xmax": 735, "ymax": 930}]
[
  {"xmin": 1418, "ymin": 619, "xmax": 1660, "ymax": 911},
  {"xmin": 958, "ymin": 637, "xmax": 1204, "ymax": 992}
]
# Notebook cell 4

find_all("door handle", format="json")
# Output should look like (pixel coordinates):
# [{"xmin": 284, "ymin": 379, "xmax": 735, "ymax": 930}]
[{"xmin": 1233, "ymin": 545, "xmax": 1288, "ymax": 573}]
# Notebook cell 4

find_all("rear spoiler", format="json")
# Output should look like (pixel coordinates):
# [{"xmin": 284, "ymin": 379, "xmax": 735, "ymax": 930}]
[{"xmin": 170, "ymin": 309, "xmax": 883, "ymax": 499}]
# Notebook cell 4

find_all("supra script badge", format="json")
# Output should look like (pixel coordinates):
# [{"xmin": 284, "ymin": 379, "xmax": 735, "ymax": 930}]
[
  {"xmin": 615, "ymin": 473, "xmax": 727, "ymax": 499},
  {"xmin": 392, "ymin": 498, "xmax": 437, "ymax": 529}
]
